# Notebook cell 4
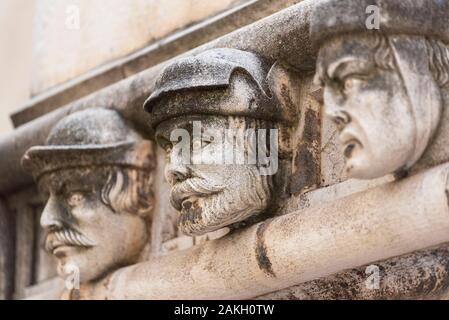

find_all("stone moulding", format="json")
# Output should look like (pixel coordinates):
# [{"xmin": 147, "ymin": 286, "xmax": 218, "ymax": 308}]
[
  {"xmin": 0, "ymin": 0, "xmax": 317, "ymax": 195},
  {"xmin": 256, "ymin": 244, "xmax": 449, "ymax": 300},
  {"xmin": 11, "ymin": 0, "xmax": 305, "ymax": 128},
  {"xmin": 87, "ymin": 163, "xmax": 449, "ymax": 299}
]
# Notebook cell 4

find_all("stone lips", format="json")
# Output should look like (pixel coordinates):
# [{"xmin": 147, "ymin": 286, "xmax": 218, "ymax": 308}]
[
  {"xmin": 310, "ymin": 0, "xmax": 449, "ymax": 49},
  {"xmin": 143, "ymin": 48, "xmax": 291, "ymax": 129}
]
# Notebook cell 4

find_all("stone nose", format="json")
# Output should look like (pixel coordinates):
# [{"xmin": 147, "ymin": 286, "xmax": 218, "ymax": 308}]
[
  {"xmin": 40, "ymin": 195, "xmax": 64, "ymax": 231},
  {"xmin": 323, "ymin": 88, "xmax": 351, "ymax": 129},
  {"xmin": 165, "ymin": 161, "xmax": 190, "ymax": 186}
]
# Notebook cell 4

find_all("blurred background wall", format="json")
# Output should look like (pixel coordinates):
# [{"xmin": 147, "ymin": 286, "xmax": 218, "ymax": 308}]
[
  {"xmin": 0, "ymin": 0, "xmax": 34, "ymax": 134},
  {"xmin": 0, "ymin": 0, "xmax": 249, "ymax": 135}
]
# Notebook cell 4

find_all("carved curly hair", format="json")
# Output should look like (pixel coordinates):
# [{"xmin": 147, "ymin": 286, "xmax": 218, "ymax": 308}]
[{"xmin": 101, "ymin": 167, "xmax": 154, "ymax": 219}]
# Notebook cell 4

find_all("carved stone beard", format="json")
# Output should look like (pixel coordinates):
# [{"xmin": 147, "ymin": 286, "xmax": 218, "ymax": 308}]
[{"xmin": 174, "ymin": 166, "xmax": 272, "ymax": 236}]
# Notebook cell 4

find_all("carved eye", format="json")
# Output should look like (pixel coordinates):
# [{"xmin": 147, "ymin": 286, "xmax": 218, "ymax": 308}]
[
  {"xmin": 67, "ymin": 192, "xmax": 86, "ymax": 207},
  {"xmin": 343, "ymin": 77, "xmax": 355, "ymax": 92}
]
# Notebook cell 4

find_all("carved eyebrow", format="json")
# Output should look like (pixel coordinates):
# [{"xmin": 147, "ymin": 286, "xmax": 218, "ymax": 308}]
[{"xmin": 327, "ymin": 56, "xmax": 372, "ymax": 81}]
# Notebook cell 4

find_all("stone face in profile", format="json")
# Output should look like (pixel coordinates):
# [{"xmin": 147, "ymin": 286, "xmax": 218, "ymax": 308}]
[
  {"xmin": 311, "ymin": 0, "xmax": 449, "ymax": 180},
  {"xmin": 144, "ymin": 48, "xmax": 297, "ymax": 236},
  {"xmin": 21, "ymin": 108, "xmax": 155, "ymax": 294}
]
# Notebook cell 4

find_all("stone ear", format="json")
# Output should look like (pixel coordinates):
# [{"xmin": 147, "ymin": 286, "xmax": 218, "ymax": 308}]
[{"xmin": 266, "ymin": 61, "xmax": 301, "ymax": 122}]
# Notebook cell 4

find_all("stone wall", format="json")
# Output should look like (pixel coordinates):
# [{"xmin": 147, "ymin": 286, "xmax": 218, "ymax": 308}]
[
  {"xmin": 0, "ymin": 0, "xmax": 34, "ymax": 135},
  {"xmin": 30, "ymin": 0, "xmax": 250, "ymax": 95},
  {"xmin": 1, "ymin": 0, "xmax": 449, "ymax": 300}
]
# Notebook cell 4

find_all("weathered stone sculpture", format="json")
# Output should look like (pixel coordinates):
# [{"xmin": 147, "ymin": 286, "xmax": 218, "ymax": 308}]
[
  {"xmin": 144, "ymin": 48, "xmax": 298, "ymax": 236},
  {"xmin": 21, "ymin": 108, "xmax": 155, "ymax": 299},
  {"xmin": 311, "ymin": 0, "xmax": 449, "ymax": 180},
  {"xmin": 302, "ymin": 0, "xmax": 449, "ymax": 299}
]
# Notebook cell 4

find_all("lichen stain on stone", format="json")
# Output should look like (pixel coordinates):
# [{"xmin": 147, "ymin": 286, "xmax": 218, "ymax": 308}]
[
  {"xmin": 289, "ymin": 107, "xmax": 321, "ymax": 195},
  {"xmin": 446, "ymin": 188, "xmax": 449, "ymax": 209},
  {"xmin": 179, "ymin": 200, "xmax": 204, "ymax": 232},
  {"xmin": 255, "ymin": 220, "xmax": 276, "ymax": 278}
]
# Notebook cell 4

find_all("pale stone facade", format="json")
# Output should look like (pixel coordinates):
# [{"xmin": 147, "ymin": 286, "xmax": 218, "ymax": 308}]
[
  {"xmin": 30, "ymin": 0, "xmax": 249, "ymax": 95},
  {"xmin": 1, "ymin": 0, "xmax": 449, "ymax": 300},
  {"xmin": 0, "ymin": 0, "xmax": 34, "ymax": 135}
]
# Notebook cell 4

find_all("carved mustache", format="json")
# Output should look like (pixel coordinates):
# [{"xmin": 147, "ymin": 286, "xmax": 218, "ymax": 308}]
[
  {"xmin": 45, "ymin": 228, "xmax": 96, "ymax": 253},
  {"xmin": 170, "ymin": 177, "xmax": 224, "ymax": 211}
]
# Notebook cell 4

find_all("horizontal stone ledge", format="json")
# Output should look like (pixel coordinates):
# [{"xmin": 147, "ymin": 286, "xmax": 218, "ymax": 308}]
[
  {"xmin": 256, "ymin": 243, "xmax": 449, "ymax": 300},
  {"xmin": 90, "ymin": 163, "xmax": 449, "ymax": 300},
  {"xmin": 0, "ymin": 0, "xmax": 317, "ymax": 195},
  {"xmin": 10, "ymin": 0, "xmax": 314, "ymax": 127}
]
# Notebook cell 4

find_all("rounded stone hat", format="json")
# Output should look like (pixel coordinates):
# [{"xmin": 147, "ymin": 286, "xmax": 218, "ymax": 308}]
[
  {"xmin": 143, "ymin": 48, "xmax": 294, "ymax": 129},
  {"xmin": 310, "ymin": 0, "xmax": 449, "ymax": 49},
  {"xmin": 21, "ymin": 108, "xmax": 154, "ymax": 180}
]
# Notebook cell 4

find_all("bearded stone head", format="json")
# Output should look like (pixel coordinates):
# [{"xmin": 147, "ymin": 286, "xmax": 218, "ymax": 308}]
[
  {"xmin": 311, "ymin": 0, "xmax": 449, "ymax": 180},
  {"xmin": 22, "ymin": 108, "xmax": 155, "ymax": 285},
  {"xmin": 144, "ymin": 48, "xmax": 297, "ymax": 236}
]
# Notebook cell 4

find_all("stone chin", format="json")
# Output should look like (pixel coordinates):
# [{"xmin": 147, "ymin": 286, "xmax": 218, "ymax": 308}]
[
  {"xmin": 344, "ymin": 152, "xmax": 381, "ymax": 180},
  {"xmin": 343, "ymin": 137, "xmax": 415, "ymax": 180},
  {"xmin": 177, "ymin": 187, "xmax": 269, "ymax": 236},
  {"xmin": 342, "ymin": 140, "xmax": 397, "ymax": 180},
  {"xmin": 53, "ymin": 246, "xmax": 102, "ymax": 283}
]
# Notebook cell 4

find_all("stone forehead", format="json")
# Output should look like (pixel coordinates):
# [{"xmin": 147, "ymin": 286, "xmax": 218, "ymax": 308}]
[
  {"xmin": 317, "ymin": 34, "xmax": 377, "ymax": 57},
  {"xmin": 155, "ymin": 113, "xmax": 273, "ymax": 136},
  {"xmin": 38, "ymin": 166, "xmax": 109, "ymax": 189},
  {"xmin": 310, "ymin": 0, "xmax": 449, "ymax": 49}
]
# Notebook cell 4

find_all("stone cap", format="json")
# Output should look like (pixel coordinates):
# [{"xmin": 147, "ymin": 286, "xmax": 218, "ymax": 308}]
[
  {"xmin": 144, "ymin": 48, "xmax": 271, "ymax": 111},
  {"xmin": 21, "ymin": 108, "xmax": 154, "ymax": 180},
  {"xmin": 143, "ymin": 48, "xmax": 294, "ymax": 129},
  {"xmin": 310, "ymin": 0, "xmax": 449, "ymax": 49}
]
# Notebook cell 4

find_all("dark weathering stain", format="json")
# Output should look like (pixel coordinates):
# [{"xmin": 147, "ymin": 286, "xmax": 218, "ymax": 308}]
[
  {"xmin": 444, "ymin": 171, "xmax": 449, "ymax": 206},
  {"xmin": 446, "ymin": 188, "xmax": 449, "ymax": 208},
  {"xmin": 289, "ymin": 108, "xmax": 321, "ymax": 194},
  {"xmin": 255, "ymin": 220, "xmax": 276, "ymax": 278},
  {"xmin": 180, "ymin": 201, "xmax": 203, "ymax": 226}
]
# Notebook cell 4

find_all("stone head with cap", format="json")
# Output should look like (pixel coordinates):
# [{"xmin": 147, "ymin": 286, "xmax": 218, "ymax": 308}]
[
  {"xmin": 144, "ymin": 48, "xmax": 298, "ymax": 236},
  {"xmin": 311, "ymin": 0, "xmax": 449, "ymax": 179},
  {"xmin": 22, "ymin": 108, "xmax": 155, "ymax": 287}
]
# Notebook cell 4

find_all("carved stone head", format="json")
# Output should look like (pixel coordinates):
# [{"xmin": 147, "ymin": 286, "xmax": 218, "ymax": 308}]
[
  {"xmin": 22, "ymin": 108, "xmax": 155, "ymax": 284},
  {"xmin": 144, "ymin": 48, "xmax": 297, "ymax": 236},
  {"xmin": 311, "ymin": 0, "xmax": 449, "ymax": 179}
]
